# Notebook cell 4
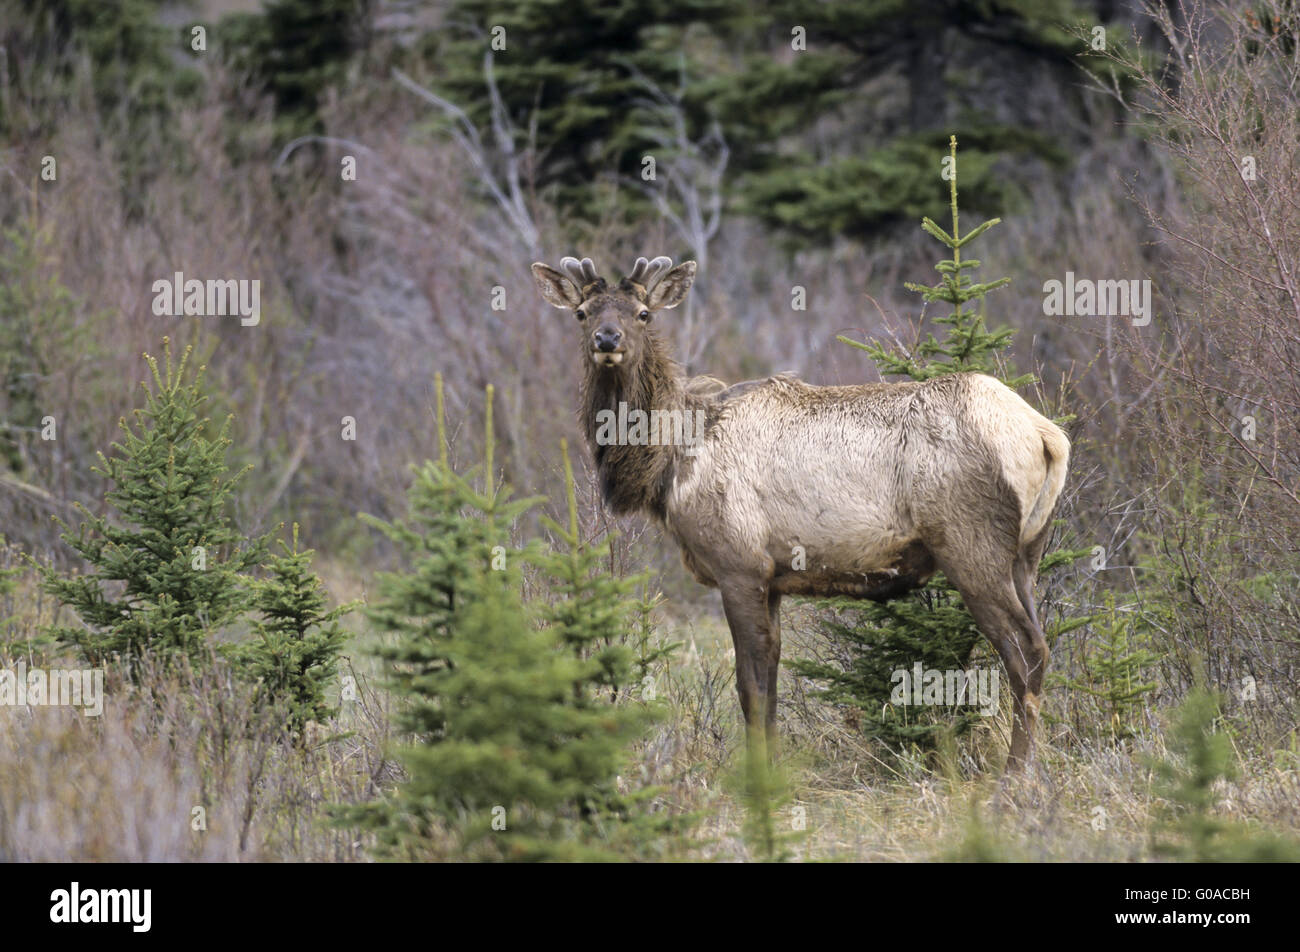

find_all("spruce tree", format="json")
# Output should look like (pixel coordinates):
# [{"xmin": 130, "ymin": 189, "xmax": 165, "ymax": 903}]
[
  {"xmin": 791, "ymin": 137, "xmax": 1088, "ymax": 754},
  {"xmin": 729, "ymin": 729, "xmax": 802, "ymax": 862},
  {"xmin": 532, "ymin": 440, "xmax": 689, "ymax": 857},
  {"xmin": 218, "ymin": 0, "xmax": 368, "ymax": 139},
  {"xmin": 721, "ymin": 0, "xmax": 1131, "ymax": 244},
  {"xmin": 535, "ymin": 439, "xmax": 664, "ymax": 697},
  {"xmin": 0, "ymin": 536, "xmax": 21, "ymax": 653},
  {"xmin": 359, "ymin": 383, "xmax": 542, "ymax": 735},
  {"xmin": 37, "ymin": 339, "xmax": 268, "ymax": 672},
  {"xmin": 1062, "ymin": 593, "xmax": 1159, "ymax": 741},
  {"xmin": 836, "ymin": 134, "xmax": 1021, "ymax": 385},
  {"xmin": 6, "ymin": 1, "xmax": 203, "ymax": 213},
  {"xmin": 1150, "ymin": 688, "xmax": 1300, "ymax": 862},
  {"xmin": 791, "ymin": 590, "xmax": 988, "ymax": 749},
  {"xmin": 424, "ymin": 0, "xmax": 740, "ymax": 214},
  {"xmin": 352, "ymin": 380, "xmax": 658, "ymax": 860},
  {"xmin": 231, "ymin": 523, "xmax": 355, "ymax": 739}
]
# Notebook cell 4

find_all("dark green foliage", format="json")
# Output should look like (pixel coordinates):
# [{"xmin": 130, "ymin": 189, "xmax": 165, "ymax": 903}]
[
  {"xmin": 0, "ymin": 226, "xmax": 84, "ymax": 477},
  {"xmin": 1150, "ymin": 689, "xmax": 1300, "ymax": 861},
  {"xmin": 737, "ymin": 130, "xmax": 1066, "ymax": 245},
  {"xmin": 9, "ymin": 0, "xmax": 198, "ymax": 114},
  {"xmin": 230, "ymin": 523, "xmax": 355, "ymax": 738},
  {"xmin": 362, "ymin": 0, "xmax": 1129, "ymax": 242},
  {"xmin": 838, "ymin": 136, "xmax": 1023, "ymax": 386},
  {"xmin": 5, "ymin": 1, "xmax": 203, "ymax": 210},
  {"xmin": 37, "ymin": 340, "xmax": 269, "ymax": 672},
  {"xmin": 535, "ymin": 439, "xmax": 661, "ymax": 697},
  {"xmin": 1061, "ymin": 593, "xmax": 1159, "ymax": 740},
  {"xmin": 531, "ymin": 441, "xmax": 691, "ymax": 856},
  {"xmin": 790, "ymin": 588, "xmax": 985, "ymax": 747},
  {"xmin": 219, "ymin": 0, "xmax": 370, "ymax": 138},
  {"xmin": 719, "ymin": 0, "xmax": 1121, "ymax": 244},
  {"xmin": 349, "ymin": 382, "xmax": 662, "ymax": 861},
  {"xmin": 359, "ymin": 387, "xmax": 543, "ymax": 738},
  {"xmin": 424, "ymin": 0, "xmax": 740, "ymax": 214}
]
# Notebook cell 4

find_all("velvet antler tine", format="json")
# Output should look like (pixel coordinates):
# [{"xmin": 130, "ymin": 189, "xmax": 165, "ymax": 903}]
[
  {"xmin": 628, "ymin": 257, "xmax": 650, "ymax": 282},
  {"xmin": 580, "ymin": 257, "xmax": 599, "ymax": 283},
  {"xmin": 642, "ymin": 255, "xmax": 673, "ymax": 290},
  {"xmin": 559, "ymin": 256, "xmax": 586, "ymax": 288}
]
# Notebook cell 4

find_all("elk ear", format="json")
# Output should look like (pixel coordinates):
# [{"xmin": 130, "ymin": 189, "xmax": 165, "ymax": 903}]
[
  {"xmin": 531, "ymin": 263, "xmax": 583, "ymax": 309},
  {"xmin": 647, "ymin": 261, "xmax": 697, "ymax": 311}
]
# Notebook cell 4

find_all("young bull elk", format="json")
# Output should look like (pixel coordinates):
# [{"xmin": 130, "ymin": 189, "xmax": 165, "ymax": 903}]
[{"xmin": 530, "ymin": 255, "xmax": 1070, "ymax": 771}]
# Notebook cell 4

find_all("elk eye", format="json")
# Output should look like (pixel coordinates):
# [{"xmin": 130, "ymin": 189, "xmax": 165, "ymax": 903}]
[
  {"xmin": 575, "ymin": 309, "xmax": 586, "ymax": 321},
  {"xmin": 638, "ymin": 310, "xmax": 650, "ymax": 321}
]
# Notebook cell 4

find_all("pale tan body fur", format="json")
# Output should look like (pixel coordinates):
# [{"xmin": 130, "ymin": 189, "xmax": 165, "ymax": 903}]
[{"xmin": 670, "ymin": 373, "xmax": 1066, "ymax": 591}]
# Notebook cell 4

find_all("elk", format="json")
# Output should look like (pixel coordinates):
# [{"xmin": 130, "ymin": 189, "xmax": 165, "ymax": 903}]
[{"xmin": 530, "ymin": 255, "xmax": 1070, "ymax": 771}]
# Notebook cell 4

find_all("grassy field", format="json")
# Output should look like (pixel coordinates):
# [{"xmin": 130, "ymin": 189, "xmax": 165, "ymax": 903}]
[{"xmin": 3, "ymin": 561, "xmax": 1296, "ymax": 863}]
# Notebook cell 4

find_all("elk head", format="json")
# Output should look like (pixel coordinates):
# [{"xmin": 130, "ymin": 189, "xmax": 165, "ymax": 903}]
[{"xmin": 530, "ymin": 255, "xmax": 696, "ymax": 373}]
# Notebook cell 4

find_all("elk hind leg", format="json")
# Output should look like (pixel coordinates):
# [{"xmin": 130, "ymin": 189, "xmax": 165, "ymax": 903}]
[
  {"xmin": 936, "ymin": 548, "xmax": 1048, "ymax": 774},
  {"xmin": 1012, "ymin": 524, "xmax": 1053, "ymax": 705}
]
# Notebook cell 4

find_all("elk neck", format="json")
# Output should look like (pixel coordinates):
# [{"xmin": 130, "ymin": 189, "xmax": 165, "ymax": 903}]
[{"xmin": 579, "ymin": 329, "xmax": 709, "ymax": 521}]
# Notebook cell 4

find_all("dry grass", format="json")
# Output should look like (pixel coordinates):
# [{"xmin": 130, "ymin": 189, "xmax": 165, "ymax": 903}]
[
  {"xmin": 2, "ymin": 560, "xmax": 1298, "ymax": 862},
  {"xmin": 602, "ymin": 600, "xmax": 1300, "ymax": 862}
]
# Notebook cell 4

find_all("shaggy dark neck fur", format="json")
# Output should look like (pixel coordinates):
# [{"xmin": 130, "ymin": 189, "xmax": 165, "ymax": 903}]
[{"xmin": 580, "ymin": 330, "xmax": 705, "ymax": 520}]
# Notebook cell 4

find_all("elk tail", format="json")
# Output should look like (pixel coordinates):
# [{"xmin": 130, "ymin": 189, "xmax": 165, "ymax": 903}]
[{"xmin": 1022, "ymin": 417, "xmax": 1070, "ymax": 545}]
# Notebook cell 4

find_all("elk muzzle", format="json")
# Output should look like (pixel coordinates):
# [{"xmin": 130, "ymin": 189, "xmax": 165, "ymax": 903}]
[{"xmin": 592, "ymin": 325, "xmax": 624, "ymax": 364}]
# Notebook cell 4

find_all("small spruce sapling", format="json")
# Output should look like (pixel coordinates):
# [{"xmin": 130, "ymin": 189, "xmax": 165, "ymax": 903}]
[
  {"xmin": 347, "ymin": 378, "xmax": 657, "ymax": 860},
  {"xmin": 36, "ymin": 339, "xmax": 269, "ymax": 673},
  {"xmin": 1149, "ymin": 687, "xmax": 1300, "ymax": 861},
  {"xmin": 232, "ymin": 523, "xmax": 356, "ymax": 739}
]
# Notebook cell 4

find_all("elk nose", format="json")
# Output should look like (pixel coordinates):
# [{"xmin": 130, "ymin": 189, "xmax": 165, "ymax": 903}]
[{"xmin": 594, "ymin": 327, "xmax": 622, "ymax": 352}]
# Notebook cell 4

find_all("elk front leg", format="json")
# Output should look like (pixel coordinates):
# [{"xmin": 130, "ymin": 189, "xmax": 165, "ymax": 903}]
[
  {"xmin": 766, "ymin": 588, "xmax": 783, "ymax": 746},
  {"xmin": 720, "ymin": 578, "xmax": 779, "ymax": 748}
]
